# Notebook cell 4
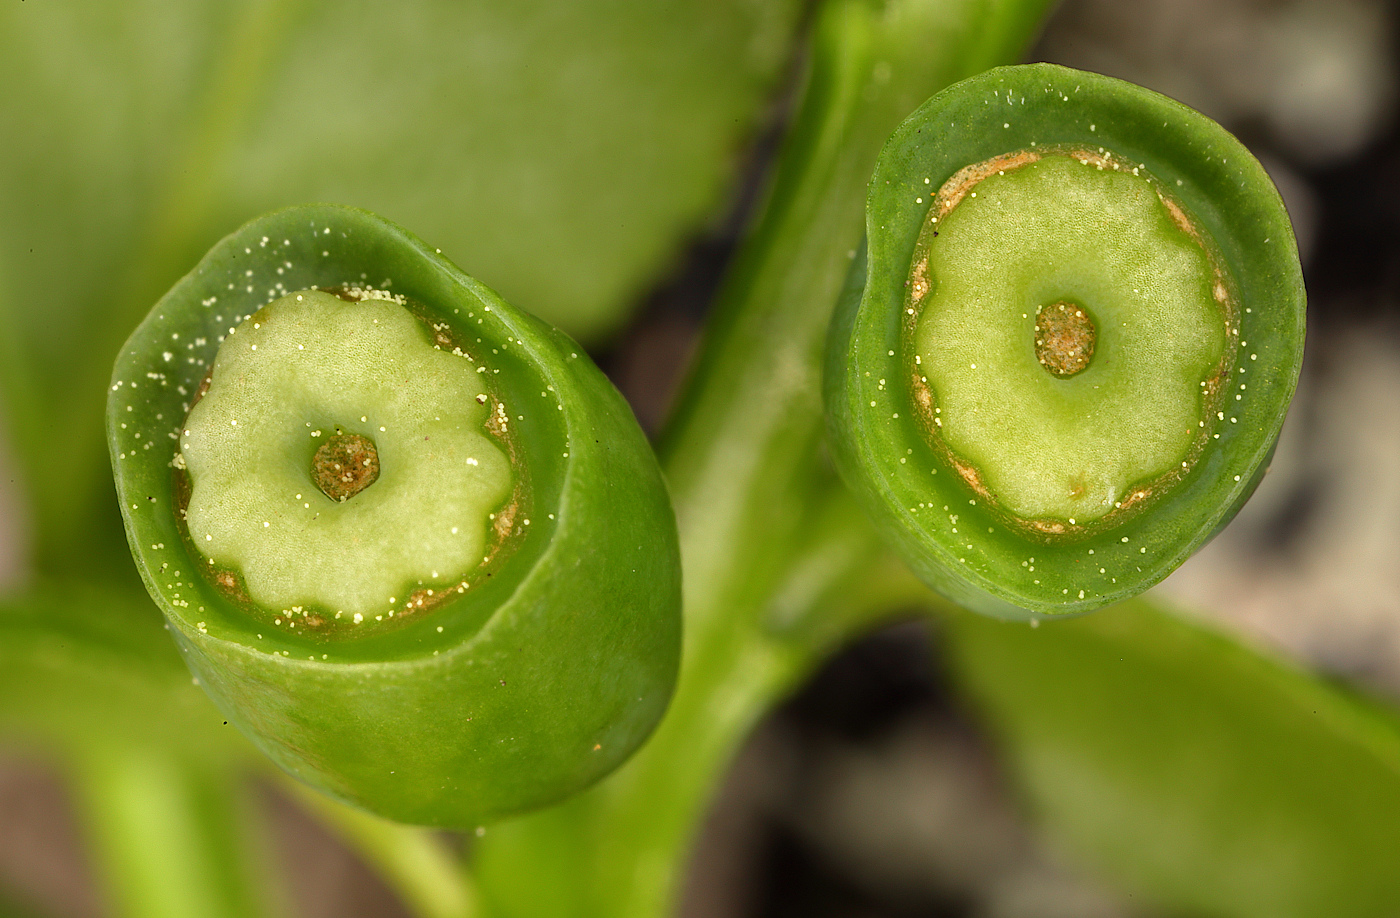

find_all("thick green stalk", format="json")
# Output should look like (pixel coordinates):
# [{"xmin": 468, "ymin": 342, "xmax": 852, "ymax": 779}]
[
  {"xmin": 473, "ymin": 2, "xmax": 1055, "ymax": 916},
  {"xmin": 72, "ymin": 747, "xmax": 277, "ymax": 918},
  {"xmin": 282, "ymin": 779, "xmax": 479, "ymax": 918}
]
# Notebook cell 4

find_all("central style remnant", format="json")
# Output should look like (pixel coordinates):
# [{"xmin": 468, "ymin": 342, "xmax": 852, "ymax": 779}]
[
  {"xmin": 908, "ymin": 151, "xmax": 1235, "ymax": 531},
  {"xmin": 312, "ymin": 431, "xmax": 381, "ymax": 502},
  {"xmin": 1034, "ymin": 300, "xmax": 1096, "ymax": 378}
]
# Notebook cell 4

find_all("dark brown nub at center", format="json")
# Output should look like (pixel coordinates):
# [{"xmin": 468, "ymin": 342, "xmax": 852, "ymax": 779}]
[
  {"xmin": 1034, "ymin": 301, "xmax": 1096, "ymax": 378},
  {"xmin": 313, "ymin": 432, "xmax": 380, "ymax": 502}
]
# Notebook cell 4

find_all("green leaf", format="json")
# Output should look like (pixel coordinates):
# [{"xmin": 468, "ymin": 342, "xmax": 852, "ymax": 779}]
[
  {"xmin": 0, "ymin": 583, "xmax": 246, "ymax": 760},
  {"xmin": 942, "ymin": 599, "xmax": 1400, "ymax": 918},
  {"xmin": 0, "ymin": 586, "xmax": 269, "ymax": 916},
  {"xmin": 0, "ymin": 0, "xmax": 800, "ymax": 571}
]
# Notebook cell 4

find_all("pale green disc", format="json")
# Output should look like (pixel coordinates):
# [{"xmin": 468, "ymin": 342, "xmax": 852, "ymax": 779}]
[
  {"xmin": 181, "ymin": 290, "xmax": 512, "ymax": 618},
  {"xmin": 915, "ymin": 154, "xmax": 1226, "ymax": 522}
]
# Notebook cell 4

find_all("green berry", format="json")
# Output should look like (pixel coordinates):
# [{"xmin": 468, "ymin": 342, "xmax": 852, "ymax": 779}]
[
  {"xmin": 825, "ymin": 65, "xmax": 1305, "ymax": 619},
  {"xmin": 110, "ymin": 205, "xmax": 681, "ymax": 825}
]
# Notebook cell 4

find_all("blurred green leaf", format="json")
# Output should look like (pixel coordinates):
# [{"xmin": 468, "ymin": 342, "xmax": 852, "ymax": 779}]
[
  {"xmin": 943, "ymin": 599, "xmax": 1400, "ymax": 918},
  {"xmin": 0, "ymin": 583, "xmax": 248, "ymax": 760},
  {"xmin": 0, "ymin": 0, "xmax": 800, "ymax": 572},
  {"xmin": 1, "ymin": 584, "xmax": 268, "ymax": 915}
]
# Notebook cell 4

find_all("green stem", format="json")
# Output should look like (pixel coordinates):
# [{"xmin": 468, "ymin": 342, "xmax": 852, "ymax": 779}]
[
  {"xmin": 473, "ymin": 2, "xmax": 1055, "ymax": 916},
  {"xmin": 473, "ymin": 483, "xmax": 874, "ymax": 918},
  {"xmin": 281, "ymin": 778, "xmax": 479, "ymax": 918},
  {"xmin": 72, "ymin": 747, "xmax": 277, "ymax": 918}
]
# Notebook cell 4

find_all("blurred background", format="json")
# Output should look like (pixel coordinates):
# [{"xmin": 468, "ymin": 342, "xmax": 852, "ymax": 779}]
[{"xmin": 3, "ymin": 0, "xmax": 1399, "ymax": 915}]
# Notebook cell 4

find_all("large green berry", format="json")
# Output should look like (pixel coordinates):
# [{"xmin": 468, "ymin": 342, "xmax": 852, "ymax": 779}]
[{"xmin": 110, "ymin": 205, "xmax": 682, "ymax": 825}]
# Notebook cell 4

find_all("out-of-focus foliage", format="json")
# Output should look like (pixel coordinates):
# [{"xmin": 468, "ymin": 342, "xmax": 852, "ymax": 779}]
[
  {"xmin": 0, "ymin": 584, "xmax": 246, "ymax": 760},
  {"xmin": 0, "ymin": 0, "xmax": 799, "ymax": 579},
  {"xmin": 947, "ymin": 600, "xmax": 1400, "ymax": 918}
]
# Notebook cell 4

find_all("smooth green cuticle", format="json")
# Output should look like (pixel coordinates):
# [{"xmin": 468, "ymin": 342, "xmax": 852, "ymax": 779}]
[
  {"xmin": 909, "ymin": 152, "xmax": 1232, "ymax": 529},
  {"xmin": 180, "ymin": 288, "xmax": 513, "ymax": 626}
]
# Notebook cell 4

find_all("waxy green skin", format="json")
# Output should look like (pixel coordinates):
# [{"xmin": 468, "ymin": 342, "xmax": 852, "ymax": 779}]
[
  {"xmin": 825, "ymin": 64, "xmax": 1305, "ymax": 619},
  {"xmin": 109, "ymin": 205, "xmax": 681, "ymax": 826}
]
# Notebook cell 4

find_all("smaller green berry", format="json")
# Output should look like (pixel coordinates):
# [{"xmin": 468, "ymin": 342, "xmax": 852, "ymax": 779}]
[
  {"xmin": 110, "ymin": 205, "xmax": 681, "ymax": 826},
  {"xmin": 825, "ymin": 65, "xmax": 1305, "ymax": 619}
]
